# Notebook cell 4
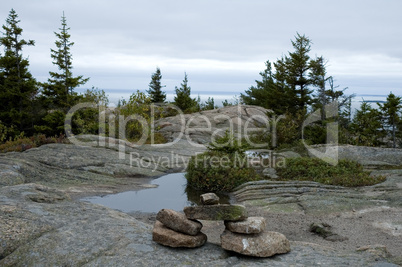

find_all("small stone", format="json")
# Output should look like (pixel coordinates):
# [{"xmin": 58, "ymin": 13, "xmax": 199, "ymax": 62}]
[
  {"xmin": 220, "ymin": 230, "xmax": 290, "ymax": 257},
  {"xmin": 309, "ymin": 222, "xmax": 333, "ymax": 238},
  {"xmin": 156, "ymin": 209, "xmax": 202, "ymax": 236},
  {"xmin": 152, "ymin": 221, "xmax": 207, "ymax": 248},
  {"xmin": 309, "ymin": 222, "xmax": 347, "ymax": 242},
  {"xmin": 262, "ymin": 168, "xmax": 279, "ymax": 179},
  {"xmin": 184, "ymin": 204, "xmax": 247, "ymax": 221},
  {"xmin": 225, "ymin": 217, "xmax": 266, "ymax": 234},
  {"xmin": 200, "ymin": 193, "xmax": 220, "ymax": 205}
]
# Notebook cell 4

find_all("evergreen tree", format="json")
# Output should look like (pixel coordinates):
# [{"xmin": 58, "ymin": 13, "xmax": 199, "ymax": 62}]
[
  {"xmin": 202, "ymin": 97, "xmax": 216, "ymax": 110},
  {"xmin": 310, "ymin": 58, "xmax": 354, "ymax": 120},
  {"xmin": 241, "ymin": 33, "xmax": 326, "ymax": 115},
  {"xmin": 41, "ymin": 12, "xmax": 89, "ymax": 110},
  {"xmin": 0, "ymin": 9, "xmax": 37, "ymax": 134},
  {"xmin": 174, "ymin": 72, "xmax": 196, "ymax": 112},
  {"xmin": 241, "ymin": 61, "xmax": 288, "ymax": 114},
  {"xmin": 350, "ymin": 102, "xmax": 384, "ymax": 146},
  {"xmin": 378, "ymin": 92, "xmax": 402, "ymax": 148},
  {"xmin": 147, "ymin": 67, "xmax": 166, "ymax": 103},
  {"xmin": 285, "ymin": 33, "xmax": 315, "ymax": 111},
  {"xmin": 36, "ymin": 13, "xmax": 89, "ymax": 136}
]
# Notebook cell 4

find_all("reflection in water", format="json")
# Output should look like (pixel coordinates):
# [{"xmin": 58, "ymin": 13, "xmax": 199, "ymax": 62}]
[{"xmin": 81, "ymin": 173, "xmax": 230, "ymax": 213}]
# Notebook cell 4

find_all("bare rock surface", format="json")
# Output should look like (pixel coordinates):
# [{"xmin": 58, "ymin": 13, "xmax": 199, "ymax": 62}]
[
  {"xmin": 310, "ymin": 145, "xmax": 402, "ymax": 166},
  {"xmin": 152, "ymin": 220, "xmax": 207, "ymax": 248},
  {"xmin": 225, "ymin": 217, "xmax": 266, "ymax": 234},
  {"xmin": 1, "ymin": 180, "xmax": 400, "ymax": 265},
  {"xmin": 0, "ymin": 136, "xmax": 206, "ymax": 195},
  {"xmin": 184, "ymin": 204, "xmax": 248, "ymax": 221},
  {"xmin": 156, "ymin": 105, "xmax": 271, "ymax": 144},
  {"xmin": 220, "ymin": 230, "xmax": 290, "ymax": 257},
  {"xmin": 156, "ymin": 209, "xmax": 202, "ymax": 236}
]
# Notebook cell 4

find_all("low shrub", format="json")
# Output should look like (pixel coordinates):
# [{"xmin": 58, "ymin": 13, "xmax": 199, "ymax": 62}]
[
  {"xmin": 186, "ymin": 131, "xmax": 261, "ymax": 192},
  {"xmin": 186, "ymin": 151, "xmax": 260, "ymax": 192},
  {"xmin": 275, "ymin": 157, "xmax": 386, "ymax": 187},
  {"xmin": 0, "ymin": 134, "xmax": 68, "ymax": 153}
]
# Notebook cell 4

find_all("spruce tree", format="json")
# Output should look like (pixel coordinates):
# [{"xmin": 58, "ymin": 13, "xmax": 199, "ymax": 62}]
[
  {"xmin": 350, "ymin": 102, "xmax": 385, "ymax": 146},
  {"xmin": 241, "ymin": 33, "xmax": 326, "ymax": 115},
  {"xmin": 0, "ymin": 9, "xmax": 37, "ymax": 134},
  {"xmin": 147, "ymin": 67, "xmax": 166, "ymax": 103},
  {"xmin": 241, "ymin": 60, "xmax": 288, "ymax": 114},
  {"xmin": 41, "ymin": 12, "xmax": 89, "ymax": 110},
  {"xmin": 285, "ymin": 33, "xmax": 314, "ymax": 111},
  {"xmin": 378, "ymin": 92, "xmax": 402, "ymax": 148},
  {"xmin": 174, "ymin": 72, "xmax": 196, "ymax": 112}
]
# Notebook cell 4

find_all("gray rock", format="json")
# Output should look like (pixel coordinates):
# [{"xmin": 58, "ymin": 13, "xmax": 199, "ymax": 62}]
[
  {"xmin": 200, "ymin": 192, "xmax": 220, "ymax": 205},
  {"xmin": 225, "ymin": 217, "xmax": 266, "ymax": 234},
  {"xmin": 156, "ymin": 209, "xmax": 202, "ymax": 236},
  {"xmin": 0, "ymin": 137, "xmax": 206, "ymax": 191},
  {"xmin": 309, "ymin": 222, "xmax": 348, "ymax": 242},
  {"xmin": 0, "ymin": 183, "xmax": 397, "ymax": 266},
  {"xmin": 220, "ymin": 230, "xmax": 291, "ymax": 257},
  {"xmin": 183, "ymin": 204, "xmax": 247, "ymax": 221},
  {"xmin": 152, "ymin": 220, "xmax": 207, "ymax": 248},
  {"xmin": 155, "ymin": 105, "xmax": 272, "ymax": 144},
  {"xmin": 262, "ymin": 168, "xmax": 279, "ymax": 179},
  {"xmin": 309, "ymin": 144, "xmax": 402, "ymax": 166}
]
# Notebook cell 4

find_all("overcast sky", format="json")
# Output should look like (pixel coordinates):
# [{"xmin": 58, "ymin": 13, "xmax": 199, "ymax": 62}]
[{"xmin": 1, "ymin": 0, "xmax": 402, "ymax": 104}]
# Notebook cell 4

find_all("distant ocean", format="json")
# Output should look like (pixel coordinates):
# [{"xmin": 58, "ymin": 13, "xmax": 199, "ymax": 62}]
[{"xmin": 76, "ymin": 88, "xmax": 388, "ymax": 112}]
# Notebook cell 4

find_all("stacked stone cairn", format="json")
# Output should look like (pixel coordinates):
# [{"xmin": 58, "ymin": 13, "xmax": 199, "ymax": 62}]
[{"xmin": 153, "ymin": 192, "xmax": 290, "ymax": 257}]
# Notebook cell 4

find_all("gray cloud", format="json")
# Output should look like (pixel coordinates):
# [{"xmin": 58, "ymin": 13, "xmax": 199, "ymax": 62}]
[{"xmin": 1, "ymin": 0, "xmax": 401, "ymax": 103}]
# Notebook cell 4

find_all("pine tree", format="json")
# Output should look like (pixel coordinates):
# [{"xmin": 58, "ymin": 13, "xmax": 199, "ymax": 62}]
[
  {"xmin": 147, "ymin": 67, "xmax": 166, "ymax": 103},
  {"xmin": 202, "ymin": 97, "xmax": 216, "ymax": 110},
  {"xmin": 241, "ymin": 60, "xmax": 288, "ymax": 114},
  {"xmin": 0, "ymin": 9, "xmax": 37, "ymax": 134},
  {"xmin": 41, "ymin": 12, "xmax": 89, "ymax": 110},
  {"xmin": 378, "ymin": 92, "xmax": 402, "ymax": 148},
  {"xmin": 285, "ymin": 33, "xmax": 315, "ymax": 111},
  {"xmin": 350, "ymin": 102, "xmax": 385, "ymax": 146},
  {"xmin": 174, "ymin": 72, "xmax": 196, "ymax": 112},
  {"xmin": 241, "ymin": 33, "xmax": 326, "ymax": 115}
]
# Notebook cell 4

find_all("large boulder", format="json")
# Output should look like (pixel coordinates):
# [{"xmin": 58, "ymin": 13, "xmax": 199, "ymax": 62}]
[
  {"xmin": 220, "ymin": 230, "xmax": 290, "ymax": 257},
  {"xmin": 156, "ymin": 105, "xmax": 271, "ymax": 144},
  {"xmin": 152, "ymin": 221, "xmax": 207, "ymax": 248},
  {"xmin": 183, "ymin": 204, "xmax": 247, "ymax": 221},
  {"xmin": 156, "ymin": 209, "xmax": 202, "ymax": 236}
]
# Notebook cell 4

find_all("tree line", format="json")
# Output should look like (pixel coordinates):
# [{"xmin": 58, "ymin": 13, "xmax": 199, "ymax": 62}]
[
  {"xmin": 240, "ymin": 33, "xmax": 402, "ymax": 148},
  {"xmin": 0, "ymin": 9, "xmax": 400, "ymax": 148},
  {"xmin": 0, "ymin": 9, "xmax": 218, "ymax": 145}
]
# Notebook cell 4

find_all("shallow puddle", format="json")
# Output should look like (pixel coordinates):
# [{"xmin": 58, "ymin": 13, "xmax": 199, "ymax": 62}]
[{"xmin": 81, "ymin": 173, "xmax": 230, "ymax": 213}]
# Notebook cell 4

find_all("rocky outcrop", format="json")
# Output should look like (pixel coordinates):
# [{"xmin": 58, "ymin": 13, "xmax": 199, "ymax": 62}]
[
  {"xmin": 1, "ymin": 181, "xmax": 400, "ymax": 265},
  {"xmin": 233, "ymin": 180, "xmax": 348, "ymax": 202},
  {"xmin": 309, "ymin": 145, "xmax": 402, "ymax": 166},
  {"xmin": 0, "ymin": 136, "xmax": 206, "ymax": 193},
  {"xmin": 156, "ymin": 105, "xmax": 271, "ymax": 144}
]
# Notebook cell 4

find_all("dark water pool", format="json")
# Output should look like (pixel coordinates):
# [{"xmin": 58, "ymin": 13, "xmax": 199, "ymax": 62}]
[{"xmin": 81, "ymin": 173, "xmax": 230, "ymax": 213}]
